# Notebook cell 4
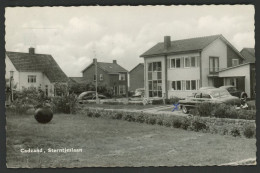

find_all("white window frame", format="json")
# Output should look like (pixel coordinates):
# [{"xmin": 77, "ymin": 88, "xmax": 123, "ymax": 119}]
[
  {"xmin": 119, "ymin": 85, "xmax": 126, "ymax": 95},
  {"xmin": 170, "ymin": 58, "xmax": 181, "ymax": 69},
  {"xmin": 184, "ymin": 57, "xmax": 196, "ymax": 68},
  {"xmin": 184, "ymin": 80, "xmax": 197, "ymax": 91},
  {"xmin": 100, "ymin": 74, "xmax": 103, "ymax": 81},
  {"xmin": 232, "ymin": 59, "xmax": 239, "ymax": 66}
]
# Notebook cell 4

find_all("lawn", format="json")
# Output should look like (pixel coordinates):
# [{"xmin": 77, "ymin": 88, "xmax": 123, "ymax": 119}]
[
  {"xmin": 6, "ymin": 113, "xmax": 256, "ymax": 167},
  {"xmin": 78, "ymin": 103, "xmax": 157, "ymax": 110}
]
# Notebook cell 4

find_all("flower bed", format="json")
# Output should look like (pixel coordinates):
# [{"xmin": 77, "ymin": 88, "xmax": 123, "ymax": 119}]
[{"xmin": 77, "ymin": 106, "xmax": 255, "ymax": 138}]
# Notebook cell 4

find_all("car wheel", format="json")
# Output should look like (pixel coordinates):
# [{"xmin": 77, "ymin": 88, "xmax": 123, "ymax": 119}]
[{"xmin": 182, "ymin": 105, "xmax": 189, "ymax": 114}]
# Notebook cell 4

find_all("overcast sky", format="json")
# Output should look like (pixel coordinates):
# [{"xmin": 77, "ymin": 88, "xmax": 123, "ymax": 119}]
[{"xmin": 5, "ymin": 5, "xmax": 254, "ymax": 77}]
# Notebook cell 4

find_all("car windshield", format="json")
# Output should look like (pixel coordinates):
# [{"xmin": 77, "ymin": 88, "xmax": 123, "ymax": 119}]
[{"xmin": 210, "ymin": 90, "xmax": 230, "ymax": 98}]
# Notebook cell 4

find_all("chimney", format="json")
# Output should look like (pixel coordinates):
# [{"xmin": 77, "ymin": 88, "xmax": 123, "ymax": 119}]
[
  {"xmin": 29, "ymin": 47, "xmax": 35, "ymax": 54},
  {"xmin": 93, "ymin": 58, "xmax": 97, "ymax": 64},
  {"xmin": 113, "ymin": 60, "xmax": 117, "ymax": 64},
  {"xmin": 164, "ymin": 36, "xmax": 171, "ymax": 50}
]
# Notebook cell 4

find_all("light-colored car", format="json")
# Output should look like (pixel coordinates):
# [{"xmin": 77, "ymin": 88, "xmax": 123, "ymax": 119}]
[
  {"xmin": 219, "ymin": 85, "xmax": 247, "ymax": 100},
  {"xmin": 77, "ymin": 91, "xmax": 107, "ymax": 104},
  {"xmin": 179, "ymin": 88, "xmax": 241, "ymax": 114},
  {"xmin": 132, "ymin": 88, "xmax": 145, "ymax": 97}
]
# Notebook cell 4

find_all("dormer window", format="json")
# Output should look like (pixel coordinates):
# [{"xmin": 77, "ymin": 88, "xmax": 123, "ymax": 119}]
[{"xmin": 232, "ymin": 59, "xmax": 239, "ymax": 66}]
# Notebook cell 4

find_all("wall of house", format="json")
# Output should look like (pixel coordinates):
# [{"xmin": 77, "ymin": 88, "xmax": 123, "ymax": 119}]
[
  {"xmin": 201, "ymin": 38, "xmax": 227, "ymax": 87},
  {"xmin": 109, "ymin": 72, "xmax": 128, "ymax": 95},
  {"xmin": 144, "ymin": 56, "xmax": 166, "ymax": 98},
  {"xmin": 219, "ymin": 64, "xmax": 251, "ymax": 98},
  {"xmin": 129, "ymin": 64, "xmax": 144, "ymax": 91},
  {"xmin": 167, "ymin": 52, "xmax": 200, "ymax": 98},
  {"xmin": 82, "ymin": 64, "xmax": 111, "ymax": 87},
  {"xmin": 227, "ymin": 45, "xmax": 243, "ymax": 67}
]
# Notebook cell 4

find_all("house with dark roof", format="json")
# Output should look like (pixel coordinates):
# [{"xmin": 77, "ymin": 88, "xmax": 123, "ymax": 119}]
[
  {"xmin": 129, "ymin": 63, "xmax": 144, "ymax": 92},
  {"xmin": 5, "ymin": 47, "xmax": 68, "ymax": 96},
  {"xmin": 82, "ymin": 58, "xmax": 128, "ymax": 96},
  {"xmin": 240, "ymin": 48, "xmax": 255, "ymax": 63},
  {"xmin": 140, "ymin": 34, "xmax": 247, "ymax": 99}
]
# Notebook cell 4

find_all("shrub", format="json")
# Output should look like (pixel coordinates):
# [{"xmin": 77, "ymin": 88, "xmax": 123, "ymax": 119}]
[
  {"xmin": 191, "ymin": 118, "xmax": 207, "ymax": 131},
  {"xmin": 87, "ymin": 112, "xmax": 94, "ymax": 117},
  {"xmin": 136, "ymin": 114, "xmax": 145, "ymax": 123},
  {"xmin": 181, "ymin": 118, "xmax": 190, "ymax": 130},
  {"xmin": 157, "ymin": 119, "xmax": 164, "ymax": 126},
  {"xmin": 230, "ymin": 127, "xmax": 241, "ymax": 137},
  {"xmin": 222, "ymin": 128, "xmax": 228, "ymax": 135},
  {"xmin": 152, "ymin": 99, "xmax": 164, "ymax": 105},
  {"xmin": 196, "ymin": 102, "xmax": 215, "ymax": 117},
  {"xmin": 166, "ymin": 96, "xmax": 180, "ymax": 105},
  {"xmin": 172, "ymin": 119, "xmax": 182, "ymax": 128},
  {"xmin": 148, "ymin": 117, "xmax": 156, "ymax": 125},
  {"xmin": 243, "ymin": 124, "xmax": 255, "ymax": 138},
  {"xmin": 124, "ymin": 114, "xmax": 135, "ymax": 122},
  {"xmin": 237, "ymin": 109, "xmax": 256, "ymax": 120},
  {"xmin": 94, "ymin": 113, "xmax": 101, "ymax": 118},
  {"xmin": 113, "ymin": 113, "xmax": 123, "ymax": 120},
  {"xmin": 163, "ymin": 120, "xmax": 172, "ymax": 127}
]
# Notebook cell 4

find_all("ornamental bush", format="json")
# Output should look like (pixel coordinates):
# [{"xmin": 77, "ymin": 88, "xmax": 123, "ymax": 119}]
[{"xmin": 243, "ymin": 124, "xmax": 255, "ymax": 138}]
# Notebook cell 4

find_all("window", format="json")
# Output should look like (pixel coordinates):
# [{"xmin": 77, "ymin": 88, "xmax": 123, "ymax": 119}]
[
  {"xmin": 171, "ymin": 81, "xmax": 176, "ymax": 90},
  {"xmin": 186, "ymin": 81, "xmax": 191, "ymax": 90},
  {"xmin": 170, "ymin": 80, "xmax": 197, "ymax": 91},
  {"xmin": 185, "ymin": 57, "xmax": 196, "ymax": 68},
  {"xmin": 93, "ymin": 74, "xmax": 96, "ymax": 81},
  {"xmin": 185, "ymin": 57, "xmax": 190, "ymax": 67},
  {"xmin": 176, "ymin": 58, "xmax": 180, "ymax": 68},
  {"xmin": 119, "ymin": 73, "xmax": 126, "ymax": 81},
  {"xmin": 171, "ymin": 59, "xmax": 175, "ymax": 68},
  {"xmin": 191, "ymin": 80, "xmax": 196, "ymax": 90},
  {"xmin": 176, "ymin": 81, "xmax": 181, "ymax": 90},
  {"xmin": 119, "ymin": 85, "xmax": 126, "ymax": 95},
  {"xmin": 209, "ymin": 57, "xmax": 219, "ymax": 73},
  {"xmin": 170, "ymin": 58, "xmax": 181, "ymax": 68},
  {"xmin": 28, "ymin": 75, "xmax": 36, "ymax": 83},
  {"xmin": 100, "ymin": 74, "xmax": 103, "ymax": 81},
  {"xmin": 232, "ymin": 59, "xmax": 239, "ymax": 66},
  {"xmin": 147, "ymin": 61, "xmax": 162, "ymax": 97}
]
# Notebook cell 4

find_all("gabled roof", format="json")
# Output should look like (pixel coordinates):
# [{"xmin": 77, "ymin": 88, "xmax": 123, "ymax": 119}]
[
  {"xmin": 140, "ymin": 34, "xmax": 244, "ymax": 60},
  {"xmin": 6, "ymin": 51, "xmax": 68, "ymax": 83},
  {"xmin": 82, "ymin": 61, "xmax": 128, "ymax": 74},
  {"xmin": 240, "ymin": 48, "xmax": 255, "ymax": 63},
  {"xmin": 130, "ymin": 63, "xmax": 144, "ymax": 73},
  {"xmin": 69, "ymin": 77, "xmax": 87, "ymax": 84}
]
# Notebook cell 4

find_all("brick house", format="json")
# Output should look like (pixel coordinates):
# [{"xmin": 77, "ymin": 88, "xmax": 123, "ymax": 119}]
[
  {"xmin": 140, "ymin": 34, "xmax": 247, "ymax": 99},
  {"xmin": 5, "ymin": 47, "xmax": 68, "ymax": 97},
  {"xmin": 129, "ymin": 63, "xmax": 144, "ymax": 92},
  {"xmin": 82, "ymin": 59, "xmax": 128, "ymax": 96}
]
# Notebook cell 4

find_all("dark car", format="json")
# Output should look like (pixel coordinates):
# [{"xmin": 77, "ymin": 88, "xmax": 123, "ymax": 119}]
[
  {"xmin": 179, "ymin": 88, "xmax": 241, "ymax": 114},
  {"xmin": 77, "ymin": 91, "xmax": 107, "ymax": 104},
  {"xmin": 219, "ymin": 85, "xmax": 247, "ymax": 100}
]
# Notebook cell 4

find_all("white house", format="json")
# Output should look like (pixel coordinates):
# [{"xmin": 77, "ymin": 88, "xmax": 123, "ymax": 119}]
[
  {"xmin": 5, "ymin": 47, "xmax": 68, "ymax": 97},
  {"xmin": 140, "ymin": 34, "xmax": 250, "ymax": 99}
]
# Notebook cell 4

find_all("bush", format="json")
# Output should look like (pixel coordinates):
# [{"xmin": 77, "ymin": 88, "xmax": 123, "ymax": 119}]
[
  {"xmin": 94, "ymin": 113, "xmax": 101, "ymax": 118},
  {"xmin": 230, "ymin": 127, "xmax": 241, "ymax": 137},
  {"xmin": 113, "ymin": 113, "xmax": 123, "ymax": 120},
  {"xmin": 181, "ymin": 118, "xmax": 190, "ymax": 130},
  {"xmin": 148, "ymin": 117, "xmax": 156, "ymax": 125},
  {"xmin": 124, "ymin": 114, "xmax": 135, "ymax": 122},
  {"xmin": 87, "ymin": 112, "xmax": 94, "ymax": 117},
  {"xmin": 196, "ymin": 102, "xmax": 215, "ymax": 117},
  {"xmin": 191, "ymin": 118, "xmax": 207, "ymax": 131},
  {"xmin": 243, "ymin": 125, "xmax": 255, "ymax": 138},
  {"xmin": 136, "ymin": 114, "xmax": 145, "ymax": 123},
  {"xmin": 237, "ymin": 109, "xmax": 256, "ymax": 120},
  {"xmin": 157, "ymin": 119, "xmax": 163, "ymax": 126},
  {"xmin": 163, "ymin": 120, "xmax": 172, "ymax": 127},
  {"xmin": 166, "ymin": 96, "xmax": 180, "ymax": 104},
  {"xmin": 152, "ymin": 99, "xmax": 164, "ymax": 105},
  {"xmin": 172, "ymin": 119, "xmax": 182, "ymax": 128}
]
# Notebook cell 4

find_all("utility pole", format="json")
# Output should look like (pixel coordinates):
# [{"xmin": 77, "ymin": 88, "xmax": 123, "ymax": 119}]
[{"xmin": 93, "ymin": 45, "xmax": 99, "ymax": 104}]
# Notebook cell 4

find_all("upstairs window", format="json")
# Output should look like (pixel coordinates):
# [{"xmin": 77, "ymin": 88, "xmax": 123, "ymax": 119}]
[
  {"xmin": 28, "ymin": 75, "xmax": 36, "ymax": 83},
  {"xmin": 100, "ymin": 74, "xmax": 103, "ymax": 81},
  {"xmin": 185, "ymin": 57, "xmax": 196, "ymax": 68},
  {"xmin": 170, "ymin": 58, "xmax": 181, "ymax": 68},
  {"xmin": 232, "ymin": 59, "xmax": 239, "ymax": 66},
  {"xmin": 119, "ymin": 73, "xmax": 126, "ymax": 81}
]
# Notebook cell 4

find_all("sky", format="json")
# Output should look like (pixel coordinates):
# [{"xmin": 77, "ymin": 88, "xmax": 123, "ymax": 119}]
[{"xmin": 5, "ymin": 5, "xmax": 255, "ymax": 77}]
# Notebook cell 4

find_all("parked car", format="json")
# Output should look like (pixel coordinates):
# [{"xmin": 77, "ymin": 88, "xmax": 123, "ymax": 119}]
[
  {"xmin": 132, "ymin": 88, "xmax": 145, "ymax": 97},
  {"xmin": 77, "ymin": 91, "xmax": 107, "ymax": 104},
  {"xmin": 199, "ymin": 86, "xmax": 216, "ymax": 90},
  {"xmin": 179, "ymin": 88, "xmax": 241, "ymax": 114},
  {"xmin": 219, "ymin": 85, "xmax": 247, "ymax": 100}
]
